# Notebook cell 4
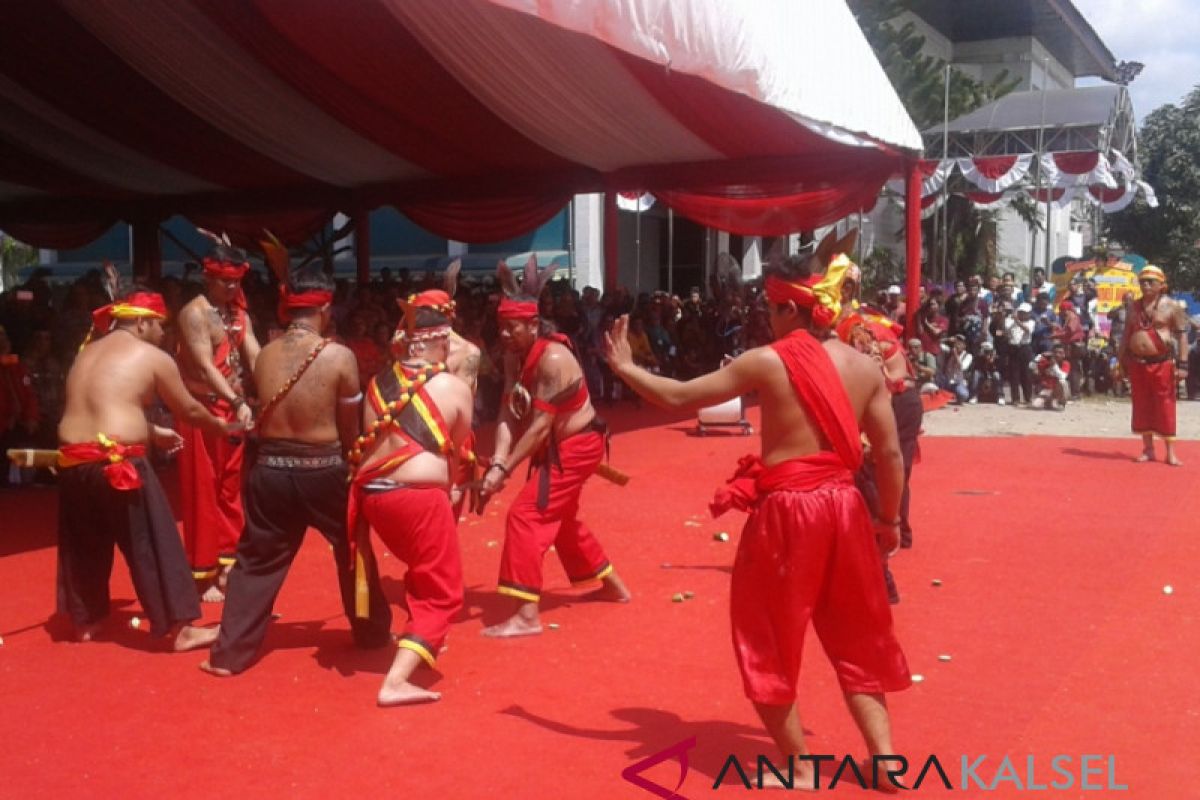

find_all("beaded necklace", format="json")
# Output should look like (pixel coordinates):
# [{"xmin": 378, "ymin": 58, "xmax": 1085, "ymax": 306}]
[{"xmin": 348, "ymin": 361, "xmax": 448, "ymax": 472}]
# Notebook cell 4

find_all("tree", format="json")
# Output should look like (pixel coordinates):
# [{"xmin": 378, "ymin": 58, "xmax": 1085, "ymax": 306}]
[
  {"xmin": 847, "ymin": 0, "xmax": 1021, "ymax": 281},
  {"xmin": 1105, "ymin": 84, "xmax": 1200, "ymax": 290},
  {"xmin": 847, "ymin": 0, "xmax": 1019, "ymax": 129}
]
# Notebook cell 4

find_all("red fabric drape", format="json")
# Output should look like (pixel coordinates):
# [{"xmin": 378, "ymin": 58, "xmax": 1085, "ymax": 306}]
[
  {"xmin": 1088, "ymin": 185, "xmax": 1129, "ymax": 204},
  {"xmin": 657, "ymin": 169, "xmax": 891, "ymax": 236},
  {"xmin": 397, "ymin": 195, "xmax": 570, "ymax": 243},
  {"xmin": 1052, "ymin": 151, "xmax": 1100, "ymax": 174},
  {"xmin": 0, "ymin": 3, "xmax": 308, "ymax": 190},
  {"xmin": 192, "ymin": 0, "xmax": 572, "ymax": 176},
  {"xmin": 1, "ymin": 220, "xmax": 118, "ymax": 250},
  {"xmin": 188, "ymin": 209, "xmax": 334, "ymax": 249},
  {"xmin": 971, "ymin": 156, "xmax": 1018, "ymax": 180}
]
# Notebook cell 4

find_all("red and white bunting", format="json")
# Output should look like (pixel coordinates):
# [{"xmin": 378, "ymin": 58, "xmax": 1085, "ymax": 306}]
[
  {"xmin": 1039, "ymin": 151, "xmax": 1117, "ymax": 189},
  {"xmin": 616, "ymin": 191, "xmax": 656, "ymax": 212},
  {"xmin": 1137, "ymin": 180, "xmax": 1159, "ymax": 209},
  {"xmin": 1109, "ymin": 151, "xmax": 1136, "ymax": 183},
  {"xmin": 956, "ymin": 154, "xmax": 1032, "ymax": 193},
  {"xmin": 1086, "ymin": 184, "xmax": 1134, "ymax": 213},
  {"xmin": 885, "ymin": 158, "xmax": 954, "ymax": 197},
  {"xmin": 965, "ymin": 190, "xmax": 1009, "ymax": 211},
  {"xmin": 1027, "ymin": 186, "xmax": 1079, "ymax": 209},
  {"xmin": 890, "ymin": 191, "xmax": 945, "ymax": 218}
]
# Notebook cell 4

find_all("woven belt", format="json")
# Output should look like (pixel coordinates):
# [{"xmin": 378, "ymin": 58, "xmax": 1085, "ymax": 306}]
[{"xmin": 259, "ymin": 453, "xmax": 344, "ymax": 470}]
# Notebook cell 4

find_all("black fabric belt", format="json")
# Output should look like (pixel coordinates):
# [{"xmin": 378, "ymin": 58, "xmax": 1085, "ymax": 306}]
[{"xmin": 254, "ymin": 439, "xmax": 343, "ymax": 470}]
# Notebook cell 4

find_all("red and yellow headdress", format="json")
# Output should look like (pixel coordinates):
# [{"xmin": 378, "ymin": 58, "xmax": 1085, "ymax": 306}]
[
  {"xmin": 764, "ymin": 253, "xmax": 856, "ymax": 329},
  {"xmin": 394, "ymin": 290, "xmax": 455, "ymax": 347},
  {"xmin": 497, "ymin": 296, "xmax": 539, "ymax": 322},
  {"xmin": 83, "ymin": 291, "xmax": 168, "ymax": 347}
]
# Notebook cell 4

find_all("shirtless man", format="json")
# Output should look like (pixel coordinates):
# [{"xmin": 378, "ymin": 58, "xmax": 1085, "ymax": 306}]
[
  {"xmin": 200, "ymin": 268, "xmax": 392, "ymax": 677},
  {"xmin": 176, "ymin": 240, "xmax": 261, "ymax": 599},
  {"xmin": 349, "ymin": 291, "xmax": 473, "ymax": 705},
  {"xmin": 606, "ymin": 252, "xmax": 911, "ymax": 792},
  {"xmin": 57, "ymin": 290, "xmax": 233, "ymax": 650},
  {"xmin": 1120, "ymin": 265, "xmax": 1189, "ymax": 465},
  {"xmin": 479, "ymin": 261, "xmax": 631, "ymax": 639}
]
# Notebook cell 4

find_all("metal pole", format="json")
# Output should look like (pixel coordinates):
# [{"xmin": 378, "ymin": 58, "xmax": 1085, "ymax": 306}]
[
  {"xmin": 1041, "ymin": 59, "xmax": 1052, "ymax": 273},
  {"xmin": 567, "ymin": 196, "xmax": 575, "ymax": 288},
  {"xmin": 941, "ymin": 63, "xmax": 951, "ymax": 285},
  {"xmin": 635, "ymin": 200, "xmax": 642, "ymax": 293},
  {"xmin": 667, "ymin": 207, "xmax": 675, "ymax": 296},
  {"xmin": 1030, "ymin": 58, "xmax": 1049, "ymax": 277}
]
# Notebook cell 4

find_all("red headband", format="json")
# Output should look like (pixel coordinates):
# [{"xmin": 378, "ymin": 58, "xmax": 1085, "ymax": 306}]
[
  {"xmin": 765, "ymin": 275, "xmax": 840, "ymax": 328},
  {"xmin": 408, "ymin": 289, "xmax": 456, "ymax": 317},
  {"xmin": 497, "ymin": 296, "xmax": 539, "ymax": 322},
  {"xmin": 278, "ymin": 286, "xmax": 333, "ymax": 323},
  {"xmin": 202, "ymin": 257, "xmax": 249, "ymax": 281},
  {"xmin": 86, "ymin": 292, "xmax": 168, "ymax": 345}
]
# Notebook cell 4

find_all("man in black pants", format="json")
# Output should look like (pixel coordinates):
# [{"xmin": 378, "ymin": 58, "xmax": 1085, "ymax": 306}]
[{"xmin": 201, "ymin": 268, "xmax": 391, "ymax": 676}]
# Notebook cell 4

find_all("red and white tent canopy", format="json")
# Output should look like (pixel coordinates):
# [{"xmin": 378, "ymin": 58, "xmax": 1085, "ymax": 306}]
[{"xmin": 0, "ymin": 0, "xmax": 921, "ymax": 248}]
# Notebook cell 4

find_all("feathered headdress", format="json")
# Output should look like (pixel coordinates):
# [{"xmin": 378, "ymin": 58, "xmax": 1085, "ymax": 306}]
[
  {"xmin": 764, "ymin": 229, "xmax": 860, "ymax": 329},
  {"xmin": 258, "ymin": 229, "xmax": 332, "ymax": 323},
  {"xmin": 496, "ymin": 253, "xmax": 556, "ymax": 321}
]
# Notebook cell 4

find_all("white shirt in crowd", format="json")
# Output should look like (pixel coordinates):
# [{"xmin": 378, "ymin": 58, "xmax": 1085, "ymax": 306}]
[{"xmin": 1005, "ymin": 315, "xmax": 1034, "ymax": 347}]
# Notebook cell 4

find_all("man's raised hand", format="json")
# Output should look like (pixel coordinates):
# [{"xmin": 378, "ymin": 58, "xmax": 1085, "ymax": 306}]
[{"xmin": 604, "ymin": 314, "xmax": 633, "ymax": 371}]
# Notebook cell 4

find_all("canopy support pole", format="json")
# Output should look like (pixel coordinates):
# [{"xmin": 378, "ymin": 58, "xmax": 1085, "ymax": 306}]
[
  {"xmin": 132, "ymin": 219, "xmax": 161, "ymax": 283},
  {"xmin": 905, "ymin": 158, "xmax": 922, "ymax": 335},
  {"xmin": 355, "ymin": 209, "xmax": 371, "ymax": 285},
  {"xmin": 667, "ymin": 207, "xmax": 675, "ymax": 296},
  {"xmin": 603, "ymin": 191, "xmax": 618, "ymax": 292}
]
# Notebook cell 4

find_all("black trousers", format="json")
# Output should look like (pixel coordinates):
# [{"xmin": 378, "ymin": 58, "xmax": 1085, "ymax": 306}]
[
  {"xmin": 209, "ymin": 447, "xmax": 392, "ymax": 673},
  {"xmin": 1008, "ymin": 344, "xmax": 1034, "ymax": 403},
  {"xmin": 57, "ymin": 459, "xmax": 200, "ymax": 637}
]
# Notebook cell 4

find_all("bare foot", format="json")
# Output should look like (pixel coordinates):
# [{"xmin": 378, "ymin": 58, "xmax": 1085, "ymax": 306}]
[
  {"xmin": 581, "ymin": 582, "xmax": 632, "ymax": 603},
  {"xmin": 865, "ymin": 758, "xmax": 908, "ymax": 794},
  {"xmin": 174, "ymin": 624, "xmax": 219, "ymax": 652},
  {"xmin": 1134, "ymin": 451, "xmax": 1155, "ymax": 463},
  {"xmin": 481, "ymin": 615, "xmax": 543, "ymax": 638},
  {"xmin": 1166, "ymin": 456, "xmax": 1184, "ymax": 467},
  {"xmin": 199, "ymin": 582, "xmax": 225, "ymax": 603},
  {"xmin": 198, "ymin": 660, "xmax": 233, "ymax": 677},
  {"xmin": 377, "ymin": 680, "xmax": 442, "ymax": 707},
  {"xmin": 760, "ymin": 766, "xmax": 817, "ymax": 791}
]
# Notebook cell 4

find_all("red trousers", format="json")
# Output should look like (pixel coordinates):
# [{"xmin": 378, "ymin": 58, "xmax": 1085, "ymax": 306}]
[
  {"xmin": 1128, "ymin": 359, "xmax": 1176, "ymax": 437},
  {"xmin": 178, "ymin": 421, "xmax": 244, "ymax": 579},
  {"xmin": 730, "ymin": 478, "xmax": 910, "ymax": 705},
  {"xmin": 363, "ymin": 487, "xmax": 462, "ymax": 667},
  {"xmin": 498, "ymin": 431, "xmax": 611, "ymax": 602}
]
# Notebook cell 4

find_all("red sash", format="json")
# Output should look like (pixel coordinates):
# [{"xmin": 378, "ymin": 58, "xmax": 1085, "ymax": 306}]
[
  {"xmin": 519, "ymin": 334, "xmax": 588, "ymax": 415},
  {"xmin": 1130, "ymin": 304, "xmax": 1169, "ymax": 357},
  {"xmin": 712, "ymin": 330, "xmax": 862, "ymax": 515},
  {"xmin": 58, "ymin": 435, "xmax": 147, "ymax": 491}
]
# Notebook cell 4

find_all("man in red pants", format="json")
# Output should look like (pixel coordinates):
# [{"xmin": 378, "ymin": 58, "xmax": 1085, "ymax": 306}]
[
  {"xmin": 1119, "ymin": 265, "xmax": 1189, "ymax": 466},
  {"xmin": 176, "ymin": 238, "xmax": 260, "ymax": 600},
  {"xmin": 348, "ymin": 290, "xmax": 473, "ymax": 705},
  {"xmin": 479, "ymin": 261, "xmax": 631, "ymax": 638},
  {"xmin": 606, "ymin": 243, "xmax": 911, "ymax": 791}
]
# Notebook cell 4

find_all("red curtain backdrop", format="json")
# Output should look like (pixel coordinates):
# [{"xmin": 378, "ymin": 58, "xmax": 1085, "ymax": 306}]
[{"xmin": 398, "ymin": 194, "xmax": 571, "ymax": 244}]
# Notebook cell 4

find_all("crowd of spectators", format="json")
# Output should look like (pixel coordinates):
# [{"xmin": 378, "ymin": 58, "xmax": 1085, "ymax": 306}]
[
  {"xmin": 3, "ymin": 260, "xmax": 1199, "ymax": 487},
  {"xmin": 891, "ymin": 267, "xmax": 1200, "ymax": 411}
]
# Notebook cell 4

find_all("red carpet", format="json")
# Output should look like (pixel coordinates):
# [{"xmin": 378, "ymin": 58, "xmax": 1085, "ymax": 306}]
[{"xmin": 1, "ymin": 407, "xmax": 1196, "ymax": 798}]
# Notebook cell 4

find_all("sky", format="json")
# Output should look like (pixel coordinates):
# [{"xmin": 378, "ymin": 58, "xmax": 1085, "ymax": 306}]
[{"xmin": 1072, "ymin": 0, "xmax": 1200, "ymax": 118}]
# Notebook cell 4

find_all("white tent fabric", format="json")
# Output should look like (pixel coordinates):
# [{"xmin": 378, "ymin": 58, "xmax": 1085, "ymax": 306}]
[{"xmin": 486, "ymin": 0, "xmax": 924, "ymax": 153}]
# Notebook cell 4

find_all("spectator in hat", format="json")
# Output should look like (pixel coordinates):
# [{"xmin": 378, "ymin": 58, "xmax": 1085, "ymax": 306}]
[
  {"xmin": 971, "ymin": 341, "xmax": 1005, "ymax": 404},
  {"xmin": 1005, "ymin": 303, "xmax": 1035, "ymax": 405},
  {"xmin": 885, "ymin": 285, "xmax": 905, "ymax": 325},
  {"xmin": 906, "ymin": 338, "xmax": 939, "ymax": 395}
]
